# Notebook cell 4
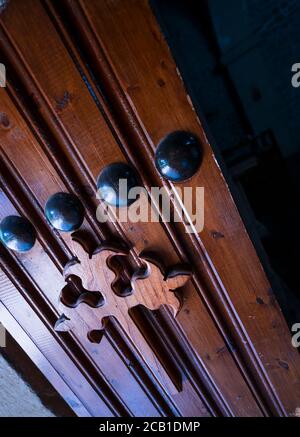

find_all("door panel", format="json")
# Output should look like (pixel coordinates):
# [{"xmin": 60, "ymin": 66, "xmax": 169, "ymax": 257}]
[{"xmin": 0, "ymin": 0, "xmax": 299, "ymax": 417}]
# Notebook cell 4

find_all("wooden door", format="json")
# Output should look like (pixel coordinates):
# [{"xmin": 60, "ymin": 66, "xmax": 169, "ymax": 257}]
[{"xmin": 0, "ymin": 0, "xmax": 299, "ymax": 417}]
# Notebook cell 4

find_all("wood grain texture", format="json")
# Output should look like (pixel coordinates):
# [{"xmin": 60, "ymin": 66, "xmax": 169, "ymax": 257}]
[{"xmin": 0, "ymin": 0, "xmax": 298, "ymax": 417}]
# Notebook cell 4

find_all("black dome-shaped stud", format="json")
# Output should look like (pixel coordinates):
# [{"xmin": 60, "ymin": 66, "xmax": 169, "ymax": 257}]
[
  {"xmin": 97, "ymin": 162, "xmax": 140, "ymax": 207},
  {"xmin": 45, "ymin": 192, "xmax": 84, "ymax": 232},
  {"xmin": 0, "ymin": 215, "xmax": 36, "ymax": 252},
  {"xmin": 155, "ymin": 131, "xmax": 203, "ymax": 182}
]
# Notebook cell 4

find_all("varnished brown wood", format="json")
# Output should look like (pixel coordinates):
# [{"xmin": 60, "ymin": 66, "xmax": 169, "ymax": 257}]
[{"xmin": 0, "ymin": 0, "xmax": 298, "ymax": 417}]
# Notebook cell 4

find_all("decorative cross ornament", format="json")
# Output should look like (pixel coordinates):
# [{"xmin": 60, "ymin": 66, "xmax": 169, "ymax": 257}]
[{"xmin": 55, "ymin": 233, "xmax": 191, "ymax": 393}]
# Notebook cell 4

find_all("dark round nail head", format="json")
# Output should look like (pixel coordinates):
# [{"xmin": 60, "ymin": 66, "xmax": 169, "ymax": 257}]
[
  {"xmin": 97, "ymin": 162, "xmax": 140, "ymax": 207},
  {"xmin": 0, "ymin": 215, "xmax": 36, "ymax": 252},
  {"xmin": 45, "ymin": 192, "xmax": 84, "ymax": 232},
  {"xmin": 155, "ymin": 131, "xmax": 203, "ymax": 182}
]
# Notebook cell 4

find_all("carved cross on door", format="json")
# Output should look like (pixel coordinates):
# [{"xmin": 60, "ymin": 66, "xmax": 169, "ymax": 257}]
[{"xmin": 55, "ymin": 234, "xmax": 191, "ymax": 394}]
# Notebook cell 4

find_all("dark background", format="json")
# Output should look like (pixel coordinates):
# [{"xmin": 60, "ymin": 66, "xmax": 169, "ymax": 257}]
[{"xmin": 152, "ymin": 0, "xmax": 300, "ymax": 329}]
